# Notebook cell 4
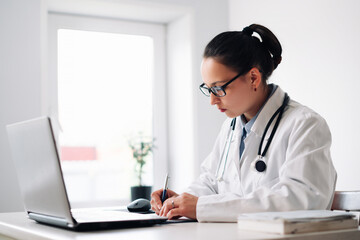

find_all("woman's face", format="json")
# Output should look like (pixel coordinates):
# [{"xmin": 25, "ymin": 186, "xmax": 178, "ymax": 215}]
[{"xmin": 200, "ymin": 57, "xmax": 261, "ymax": 119}]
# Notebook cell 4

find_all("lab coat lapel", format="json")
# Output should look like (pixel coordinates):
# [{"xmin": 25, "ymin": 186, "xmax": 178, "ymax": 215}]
[
  {"xmin": 230, "ymin": 116, "xmax": 241, "ymax": 177},
  {"xmin": 251, "ymin": 87, "xmax": 286, "ymax": 143}
]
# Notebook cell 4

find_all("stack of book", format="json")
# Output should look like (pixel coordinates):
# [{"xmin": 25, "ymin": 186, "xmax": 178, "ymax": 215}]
[{"xmin": 237, "ymin": 210, "xmax": 359, "ymax": 235}]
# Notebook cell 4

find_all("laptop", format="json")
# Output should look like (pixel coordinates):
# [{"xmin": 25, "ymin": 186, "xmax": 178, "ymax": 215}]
[{"xmin": 6, "ymin": 116, "xmax": 167, "ymax": 231}]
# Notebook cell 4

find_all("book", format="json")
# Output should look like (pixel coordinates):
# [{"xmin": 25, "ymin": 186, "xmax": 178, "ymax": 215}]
[{"xmin": 237, "ymin": 210, "xmax": 359, "ymax": 235}]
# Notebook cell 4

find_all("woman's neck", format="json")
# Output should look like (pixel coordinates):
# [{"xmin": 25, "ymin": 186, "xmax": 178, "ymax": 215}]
[{"xmin": 243, "ymin": 84, "xmax": 271, "ymax": 122}]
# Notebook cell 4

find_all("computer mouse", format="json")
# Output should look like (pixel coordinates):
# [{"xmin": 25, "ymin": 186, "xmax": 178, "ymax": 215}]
[{"xmin": 127, "ymin": 198, "xmax": 151, "ymax": 212}]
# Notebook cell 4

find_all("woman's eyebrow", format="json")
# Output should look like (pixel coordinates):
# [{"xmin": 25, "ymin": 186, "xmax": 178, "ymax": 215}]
[{"xmin": 209, "ymin": 80, "xmax": 227, "ymax": 87}]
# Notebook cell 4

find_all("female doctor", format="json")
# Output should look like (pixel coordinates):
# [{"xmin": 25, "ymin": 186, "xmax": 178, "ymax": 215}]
[{"xmin": 150, "ymin": 24, "xmax": 337, "ymax": 222}]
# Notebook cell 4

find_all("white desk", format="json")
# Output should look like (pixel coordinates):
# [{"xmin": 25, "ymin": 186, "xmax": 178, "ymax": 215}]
[{"xmin": 1, "ymin": 212, "xmax": 360, "ymax": 240}]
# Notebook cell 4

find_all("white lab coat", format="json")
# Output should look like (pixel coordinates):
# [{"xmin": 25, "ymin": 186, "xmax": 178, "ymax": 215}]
[{"xmin": 186, "ymin": 86, "xmax": 337, "ymax": 222}]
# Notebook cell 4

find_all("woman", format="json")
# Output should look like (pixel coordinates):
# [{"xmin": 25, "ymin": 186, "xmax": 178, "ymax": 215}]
[{"xmin": 150, "ymin": 24, "xmax": 337, "ymax": 222}]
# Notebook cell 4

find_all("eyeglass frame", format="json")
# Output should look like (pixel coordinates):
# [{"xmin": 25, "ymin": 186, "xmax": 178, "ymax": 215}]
[{"xmin": 199, "ymin": 72, "xmax": 243, "ymax": 97}]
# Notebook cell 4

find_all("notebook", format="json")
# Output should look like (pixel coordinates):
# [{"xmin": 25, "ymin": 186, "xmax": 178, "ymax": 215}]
[
  {"xmin": 6, "ymin": 116, "xmax": 167, "ymax": 231},
  {"xmin": 237, "ymin": 210, "xmax": 358, "ymax": 234}
]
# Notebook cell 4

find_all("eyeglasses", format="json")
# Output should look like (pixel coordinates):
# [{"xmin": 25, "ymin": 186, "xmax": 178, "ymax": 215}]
[{"xmin": 199, "ymin": 72, "xmax": 242, "ymax": 97}]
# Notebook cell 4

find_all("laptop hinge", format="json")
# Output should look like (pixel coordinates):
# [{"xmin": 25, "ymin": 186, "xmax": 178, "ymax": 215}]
[{"xmin": 28, "ymin": 212, "xmax": 75, "ymax": 228}]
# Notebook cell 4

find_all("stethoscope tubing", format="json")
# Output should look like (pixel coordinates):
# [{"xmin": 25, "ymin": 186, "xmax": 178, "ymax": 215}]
[
  {"xmin": 216, "ymin": 118, "xmax": 236, "ymax": 181},
  {"xmin": 258, "ymin": 94, "xmax": 289, "ymax": 157}
]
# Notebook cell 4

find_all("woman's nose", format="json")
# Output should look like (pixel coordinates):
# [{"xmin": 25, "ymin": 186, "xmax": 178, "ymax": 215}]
[{"xmin": 210, "ymin": 93, "xmax": 220, "ymax": 105}]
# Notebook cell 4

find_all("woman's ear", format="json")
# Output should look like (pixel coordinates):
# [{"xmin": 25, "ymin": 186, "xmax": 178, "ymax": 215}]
[{"xmin": 249, "ymin": 67, "xmax": 262, "ymax": 91}]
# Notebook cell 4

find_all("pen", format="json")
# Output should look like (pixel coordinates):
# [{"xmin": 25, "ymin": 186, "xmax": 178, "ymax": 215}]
[{"xmin": 161, "ymin": 173, "xmax": 169, "ymax": 203}]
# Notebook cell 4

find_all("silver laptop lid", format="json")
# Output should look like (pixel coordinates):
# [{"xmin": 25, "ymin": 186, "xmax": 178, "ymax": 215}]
[{"xmin": 7, "ymin": 116, "xmax": 75, "ymax": 227}]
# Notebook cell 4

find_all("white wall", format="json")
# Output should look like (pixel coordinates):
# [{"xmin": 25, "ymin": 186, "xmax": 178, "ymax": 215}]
[
  {"xmin": 167, "ymin": 14, "xmax": 195, "ymax": 190},
  {"xmin": 229, "ymin": 0, "xmax": 360, "ymax": 190},
  {"xmin": 0, "ymin": 0, "xmax": 228, "ymax": 212},
  {"xmin": 0, "ymin": 0, "xmax": 46, "ymax": 212}
]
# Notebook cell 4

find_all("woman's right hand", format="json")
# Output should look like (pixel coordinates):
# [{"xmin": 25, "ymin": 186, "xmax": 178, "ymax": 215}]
[{"xmin": 150, "ymin": 188, "xmax": 179, "ymax": 215}]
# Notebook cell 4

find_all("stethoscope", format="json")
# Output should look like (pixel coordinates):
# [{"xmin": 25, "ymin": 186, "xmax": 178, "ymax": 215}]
[{"xmin": 216, "ymin": 93, "xmax": 290, "ymax": 181}]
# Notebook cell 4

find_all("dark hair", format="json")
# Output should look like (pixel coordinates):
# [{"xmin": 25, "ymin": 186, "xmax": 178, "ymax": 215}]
[{"xmin": 203, "ymin": 24, "xmax": 282, "ymax": 82}]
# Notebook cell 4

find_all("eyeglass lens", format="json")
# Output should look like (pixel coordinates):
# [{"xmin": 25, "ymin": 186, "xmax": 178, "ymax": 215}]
[{"xmin": 200, "ymin": 85, "xmax": 225, "ymax": 97}]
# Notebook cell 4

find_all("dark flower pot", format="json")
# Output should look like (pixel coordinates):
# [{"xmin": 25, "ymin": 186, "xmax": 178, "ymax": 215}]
[{"xmin": 131, "ymin": 186, "xmax": 152, "ymax": 201}]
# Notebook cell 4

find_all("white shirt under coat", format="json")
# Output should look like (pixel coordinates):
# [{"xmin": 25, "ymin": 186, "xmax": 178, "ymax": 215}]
[{"xmin": 186, "ymin": 86, "xmax": 337, "ymax": 222}]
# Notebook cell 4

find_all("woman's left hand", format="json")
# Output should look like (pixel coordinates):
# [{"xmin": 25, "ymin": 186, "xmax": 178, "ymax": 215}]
[{"xmin": 159, "ymin": 192, "xmax": 198, "ymax": 220}]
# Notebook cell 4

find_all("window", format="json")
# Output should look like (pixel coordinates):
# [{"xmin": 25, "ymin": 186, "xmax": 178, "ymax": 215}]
[{"xmin": 48, "ymin": 13, "xmax": 167, "ymax": 206}]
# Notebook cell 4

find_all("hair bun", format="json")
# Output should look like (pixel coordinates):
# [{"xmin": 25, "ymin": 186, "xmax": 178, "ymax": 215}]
[
  {"xmin": 242, "ymin": 26, "xmax": 253, "ymax": 36},
  {"xmin": 273, "ymin": 55, "xmax": 282, "ymax": 69}
]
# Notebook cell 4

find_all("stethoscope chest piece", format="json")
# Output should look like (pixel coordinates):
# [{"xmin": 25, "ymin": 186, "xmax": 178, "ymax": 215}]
[
  {"xmin": 255, "ymin": 159, "xmax": 267, "ymax": 172},
  {"xmin": 252, "ymin": 156, "xmax": 267, "ymax": 173}
]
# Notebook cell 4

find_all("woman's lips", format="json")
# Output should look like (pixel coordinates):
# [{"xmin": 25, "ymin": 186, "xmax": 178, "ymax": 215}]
[{"xmin": 219, "ymin": 108, "xmax": 226, "ymax": 112}]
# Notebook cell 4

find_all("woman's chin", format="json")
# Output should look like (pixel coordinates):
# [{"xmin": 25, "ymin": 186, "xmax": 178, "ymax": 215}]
[
  {"xmin": 225, "ymin": 111, "xmax": 242, "ymax": 119},
  {"xmin": 224, "ymin": 112, "xmax": 235, "ymax": 118}
]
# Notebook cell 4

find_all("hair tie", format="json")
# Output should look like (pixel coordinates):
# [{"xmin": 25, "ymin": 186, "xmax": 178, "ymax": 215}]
[{"xmin": 242, "ymin": 26, "xmax": 254, "ymax": 36}]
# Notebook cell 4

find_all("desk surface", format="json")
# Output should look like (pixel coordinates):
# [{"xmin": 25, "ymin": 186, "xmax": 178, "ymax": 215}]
[{"xmin": 1, "ymin": 212, "xmax": 360, "ymax": 240}]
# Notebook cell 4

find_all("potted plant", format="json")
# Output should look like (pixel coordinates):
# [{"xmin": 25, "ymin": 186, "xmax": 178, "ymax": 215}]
[{"xmin": 128, "ymin": 134, "xmax": 154, "ymax": 201}]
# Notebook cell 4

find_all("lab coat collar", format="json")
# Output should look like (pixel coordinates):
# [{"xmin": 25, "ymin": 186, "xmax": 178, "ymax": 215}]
[{"xmin": 250, "ymin": 86, "xmax": 286, "ymax": 137}]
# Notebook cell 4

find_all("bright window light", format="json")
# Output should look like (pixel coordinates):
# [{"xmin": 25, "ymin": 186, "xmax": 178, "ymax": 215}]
[{"xmin": 57, "ymin": 29, "xmax": 154, "ymax": 205}]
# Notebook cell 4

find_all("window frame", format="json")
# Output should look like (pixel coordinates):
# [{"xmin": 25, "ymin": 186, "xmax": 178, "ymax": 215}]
[{"xmin": 47, "ymin": 12, "xmax": 168, "ymax": 205}]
